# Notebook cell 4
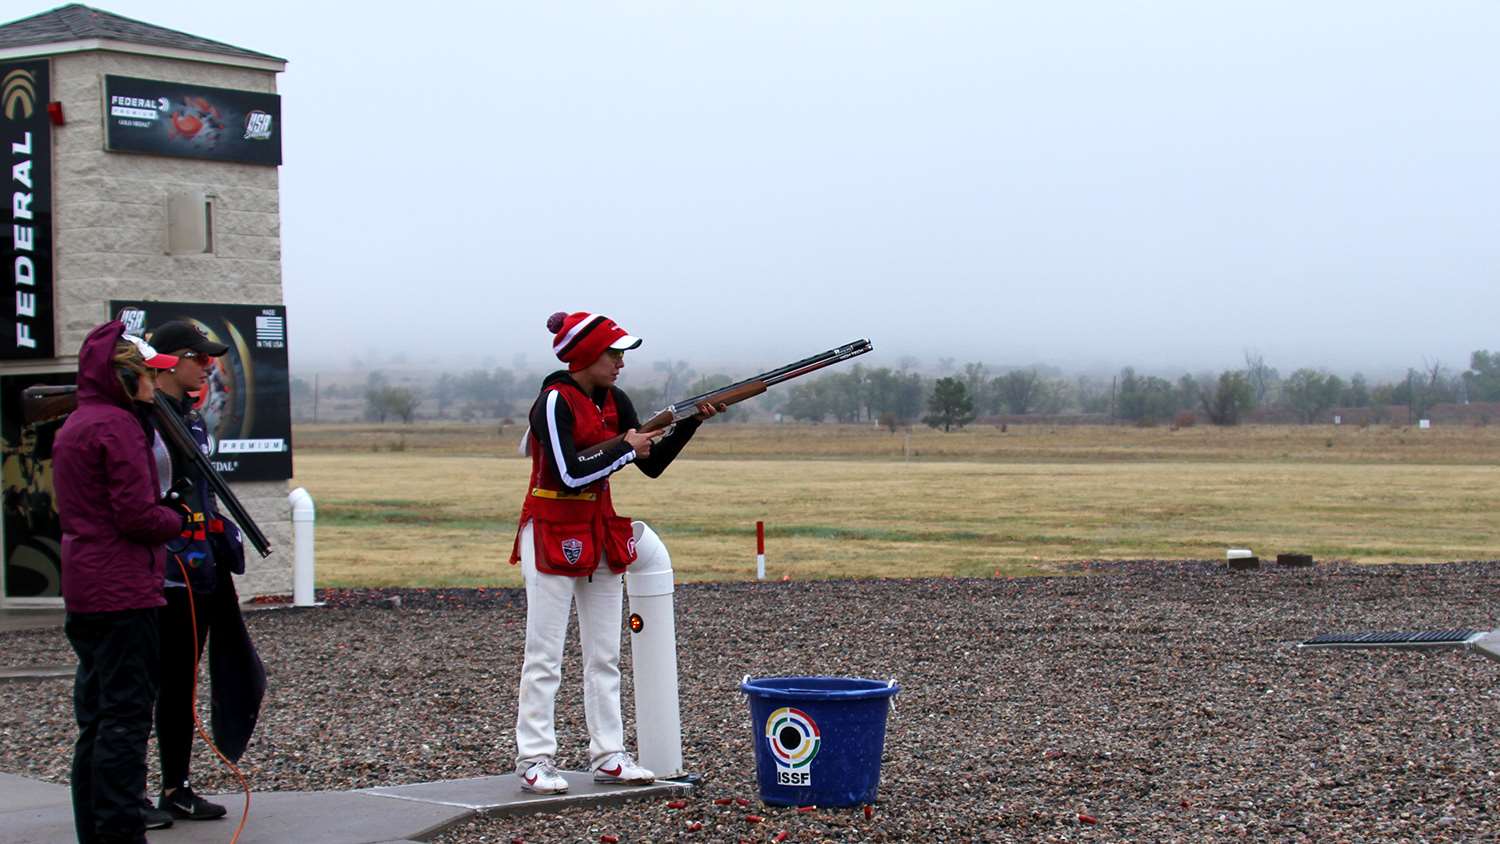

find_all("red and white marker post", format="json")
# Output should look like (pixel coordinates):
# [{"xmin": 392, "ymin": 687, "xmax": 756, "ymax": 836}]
[{"xmin": 756, "ymin": 520, "xmax": 766, "ymax": 580}]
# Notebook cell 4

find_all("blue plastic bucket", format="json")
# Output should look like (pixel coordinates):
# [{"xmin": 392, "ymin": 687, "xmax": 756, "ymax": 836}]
[{"xmin": 739, "ymin": 675, "xmax": 899, "ymax": 807}]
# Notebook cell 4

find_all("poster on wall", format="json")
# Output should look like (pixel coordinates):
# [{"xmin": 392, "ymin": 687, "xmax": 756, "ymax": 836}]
[
  {"xmin": 1, "ymin": 59, "xmax": 55, "ymax": 359},
  {"xmin": 1, "ymin": 371, "xmax": 73, "ymax": 598},
  {"xmin": 103, "ymin": 75, "xmax": 282, "ymax": 166},
  {"xmin": 112, "ymin": 300, "xmax": 293, "ymax": 482}
]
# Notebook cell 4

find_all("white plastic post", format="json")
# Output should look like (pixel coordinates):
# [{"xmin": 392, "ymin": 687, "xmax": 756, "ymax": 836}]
[
  {"xmin": 624, "ymin": 521, "xmax": 685, "ymax": 779},
  {"xmin": 288, "ymin": 487, "xmax": 316, "ymax": 607}
]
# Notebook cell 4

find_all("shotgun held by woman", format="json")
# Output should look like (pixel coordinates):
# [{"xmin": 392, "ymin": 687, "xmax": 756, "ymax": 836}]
[
  {"xmin": 600, "ymin": 338, "xmax": 874, "ymax": 450},
  {"xmin": 21, "ymin": 384, "xmax": 273, "ymax": 558}
]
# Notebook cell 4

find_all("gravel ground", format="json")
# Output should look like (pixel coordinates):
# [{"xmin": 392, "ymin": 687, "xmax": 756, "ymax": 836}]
[{"xmin": 5, "ymin": 562, "xmax": 1500, "ymax": 842}]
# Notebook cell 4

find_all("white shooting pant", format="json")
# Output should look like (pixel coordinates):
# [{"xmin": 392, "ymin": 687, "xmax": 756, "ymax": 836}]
[{"xmin": 514, "ymin": 520, "xmax": 626, "ymax": 769}]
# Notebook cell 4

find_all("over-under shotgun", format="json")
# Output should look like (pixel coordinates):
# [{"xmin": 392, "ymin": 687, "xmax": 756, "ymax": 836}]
[
  {"xmin": 21, "ymin": 384, "xmax": 273, "ymax": 558},
  {"xmin": 598, "ymin": 338, "xmax": 875, "ymax": 450}
]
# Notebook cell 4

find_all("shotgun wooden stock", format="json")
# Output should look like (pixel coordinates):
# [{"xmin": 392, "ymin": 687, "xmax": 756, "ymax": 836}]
[
  {"xmin": 21, "ymin": 385, "xmax": 78, "ymax": 425},
  {"xmin": 635, "ymin": 381, "xmax": 768, "ymax": 435}
]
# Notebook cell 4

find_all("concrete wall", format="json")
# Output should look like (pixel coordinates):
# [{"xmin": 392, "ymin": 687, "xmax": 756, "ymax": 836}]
[{"xmin": 0, "ymin": 49, "xmax": 290, "ymax": 598}]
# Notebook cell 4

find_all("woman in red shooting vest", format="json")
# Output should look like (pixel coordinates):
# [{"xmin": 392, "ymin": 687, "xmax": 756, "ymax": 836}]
[{"xmin": 510, "ymin": 311, "xmax": 718, "ymax": 794}]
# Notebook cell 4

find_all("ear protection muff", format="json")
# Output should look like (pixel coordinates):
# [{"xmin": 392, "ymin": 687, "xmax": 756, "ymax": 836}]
[{"xmin": 116, "ymin": 366, "xmax": 140, "ymax": 398}]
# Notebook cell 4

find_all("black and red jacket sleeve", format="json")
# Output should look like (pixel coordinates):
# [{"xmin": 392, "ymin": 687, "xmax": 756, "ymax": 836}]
[{"xmin": 530, "ymin": 389, "xmax": 639, "ymax": 491}]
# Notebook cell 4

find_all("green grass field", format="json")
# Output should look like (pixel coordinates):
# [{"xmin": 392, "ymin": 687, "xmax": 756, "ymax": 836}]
[{"xmin": 291, "ymin": 422, "xmax": 1500, "ymax": 587}]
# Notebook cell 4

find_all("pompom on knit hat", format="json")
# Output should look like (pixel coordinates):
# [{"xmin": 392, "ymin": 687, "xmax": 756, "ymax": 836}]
[{"xmin": 547, "ymin": 311, "xmax": 643, "ymax": 371}]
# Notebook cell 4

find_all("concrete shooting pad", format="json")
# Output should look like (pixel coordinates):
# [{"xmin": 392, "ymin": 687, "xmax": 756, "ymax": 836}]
[
  {"xmin": 0, "ymin": 771, "xmax": 692, "ymax": 843},
  {"xmin": 363, "ymin": 770, "xmax": 691, "ymax": 816},
  {"xmin": 0, "ymin": 773, "xmax": 70, "ymax": 813}
]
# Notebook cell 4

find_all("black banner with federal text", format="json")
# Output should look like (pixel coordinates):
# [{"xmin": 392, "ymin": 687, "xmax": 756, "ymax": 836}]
[{"xmin": 1, "ymin": 59, "xmax": 54, "ymax": 359}]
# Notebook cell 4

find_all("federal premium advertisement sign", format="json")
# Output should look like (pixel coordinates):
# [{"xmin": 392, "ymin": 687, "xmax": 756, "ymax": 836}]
[
  {"xmin": 2, "ymin": 370, "xmax": 71, "ymax": 598},
  {"xmin": 103, "ymin": 75, "xmax": 282, "ymax": 166},
  {"xmin": 1, "ymin": 60, "xmax": 54, "ymax": 359},
  {"xmin": 112, "ymin": 300, "xmax": 293, "ymax": 482}
]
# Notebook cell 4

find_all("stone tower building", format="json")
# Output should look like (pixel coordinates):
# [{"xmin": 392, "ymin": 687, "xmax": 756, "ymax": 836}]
[{"xmin": 0, "ymin": 4, "xmax": 291, "ymax": 605}]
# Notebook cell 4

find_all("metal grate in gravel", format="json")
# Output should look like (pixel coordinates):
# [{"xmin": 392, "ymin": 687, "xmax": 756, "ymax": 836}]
[{"xmin": 1302, "ymin": 628, "xmax": 1484, "ymax": 647}]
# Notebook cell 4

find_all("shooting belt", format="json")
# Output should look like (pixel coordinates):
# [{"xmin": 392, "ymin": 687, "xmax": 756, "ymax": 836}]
[{"xmin": 530, "ymin": 487, "xmax": 598, "ymax": 501}]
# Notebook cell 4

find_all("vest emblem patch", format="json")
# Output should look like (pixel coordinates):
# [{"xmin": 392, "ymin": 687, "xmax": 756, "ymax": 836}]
[{"xmin": 561, "ymin": 538, "xmax": 584, "ymax": 566}]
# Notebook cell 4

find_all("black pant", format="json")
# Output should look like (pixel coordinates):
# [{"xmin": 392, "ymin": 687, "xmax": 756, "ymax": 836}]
[
  {"xmin": 66, "ymin": 607, "xmax": 160, "ymax": 844},
  {"xmin": 156, "ymin": 573, "xmax": 238, "ymax": 790}
]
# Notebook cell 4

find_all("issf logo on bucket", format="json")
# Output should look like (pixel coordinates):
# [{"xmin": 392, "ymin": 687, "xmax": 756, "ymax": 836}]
[{"xmin": 766, "ymin": 706, "xmax": 820, "ymax": 786}]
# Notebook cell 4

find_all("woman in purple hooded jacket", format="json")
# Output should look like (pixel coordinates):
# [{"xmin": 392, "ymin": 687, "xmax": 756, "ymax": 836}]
[{"xmin": 53, "ymin": 320, "xmax": 187, "ymax": 844}]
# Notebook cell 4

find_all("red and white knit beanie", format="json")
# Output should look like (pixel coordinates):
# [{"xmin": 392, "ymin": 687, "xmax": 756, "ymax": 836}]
[{"xmin": 547, "ymin": 311, "xmax": 642, "ymax": 371}]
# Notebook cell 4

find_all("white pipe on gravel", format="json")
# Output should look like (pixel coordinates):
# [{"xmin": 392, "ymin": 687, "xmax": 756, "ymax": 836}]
[{"xmin": 289, "ymin": 487, "xmax": 316, "ymax": 607}]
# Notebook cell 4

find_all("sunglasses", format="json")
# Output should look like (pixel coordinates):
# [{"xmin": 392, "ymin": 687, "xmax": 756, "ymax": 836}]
[
  {"xmin": 179, "ymin": 351, "xmax": 209, "ymax": 362},
  {"xmin": 605, "ymin": 349, "xmax": 626, "ymax": 361}
]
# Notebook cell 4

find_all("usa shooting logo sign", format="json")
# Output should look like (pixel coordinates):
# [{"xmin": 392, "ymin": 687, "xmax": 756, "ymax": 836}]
[{"xmin": 765, "ymin": 706, "xmax": 820, "ymax": 786}]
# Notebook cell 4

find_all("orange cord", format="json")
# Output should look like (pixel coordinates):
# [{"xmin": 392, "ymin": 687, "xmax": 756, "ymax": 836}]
[{"xmin": 175, "ymin": 556, "xmax": 252, "ymax": 843}]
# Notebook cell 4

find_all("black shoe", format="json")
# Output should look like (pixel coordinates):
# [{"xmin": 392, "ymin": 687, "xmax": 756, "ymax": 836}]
[
  {"xmin": 159, "ymin": 784, "xmax": 228, "ymax": 820},
  {"xmin": 141, "ymin": 797, "xmax": 174, "ymax": 830}
]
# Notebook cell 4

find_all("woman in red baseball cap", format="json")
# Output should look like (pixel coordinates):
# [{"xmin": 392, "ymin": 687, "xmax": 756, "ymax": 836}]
[
  {"xmin": 144, "ymin": 319, "xmax": 248, "ymax": 824},
  {"xmin": 509, "ymin": 311, "xmax": 719, "ymax": 794}
]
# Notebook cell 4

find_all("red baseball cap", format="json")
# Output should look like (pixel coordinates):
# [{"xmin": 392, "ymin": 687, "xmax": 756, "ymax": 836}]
[{"xmin": 121, "ymin": 334, "xmax": 179, "ymax": 369}]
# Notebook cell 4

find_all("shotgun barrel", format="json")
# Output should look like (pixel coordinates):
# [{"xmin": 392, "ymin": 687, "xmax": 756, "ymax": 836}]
[
  {"xmin": 628, "ymin": 338, "xmax": 874, "ymax": 436},
  {"xmin": 151, "ymin": 393, "xmax": 273, "ymax": 558}
]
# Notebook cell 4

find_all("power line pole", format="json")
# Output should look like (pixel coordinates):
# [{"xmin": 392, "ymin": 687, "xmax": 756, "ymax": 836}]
[{"xmin": 1407, "ymin": 371, "xmax": 1414, "ymax": 426}]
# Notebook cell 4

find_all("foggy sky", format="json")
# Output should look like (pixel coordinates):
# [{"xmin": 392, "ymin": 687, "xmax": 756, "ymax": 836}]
[{"xmin": 82, "ymin": 1, "xmax": 1500, "ymax": 377}]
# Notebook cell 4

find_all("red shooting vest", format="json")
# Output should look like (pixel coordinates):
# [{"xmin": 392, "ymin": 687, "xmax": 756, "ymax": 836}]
[{"xmin": 509, "ymin": 381, "xmax": 638, "ymax": 576}]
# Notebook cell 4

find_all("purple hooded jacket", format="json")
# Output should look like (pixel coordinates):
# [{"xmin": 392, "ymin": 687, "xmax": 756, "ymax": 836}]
[{"xmin": 54, "ymin": 320, "xmax": 185, "ymax": 613}]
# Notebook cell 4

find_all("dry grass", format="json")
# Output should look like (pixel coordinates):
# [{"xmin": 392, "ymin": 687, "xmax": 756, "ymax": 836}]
[{"xmin": 291, "ymin": 423, "xmax": 1500, "ymax": 588}]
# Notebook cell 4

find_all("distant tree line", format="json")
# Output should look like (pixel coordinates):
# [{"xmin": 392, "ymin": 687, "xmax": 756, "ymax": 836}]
[
  {"xmin": 290, "ymin": 348, "xmax": 1500, "ymax": 429},
  {"xmin": 786, "ymin": 349, "xmax": 1500, "ymax": 431}
]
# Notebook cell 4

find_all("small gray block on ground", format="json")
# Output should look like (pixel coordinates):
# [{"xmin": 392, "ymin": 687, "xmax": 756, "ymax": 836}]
[
  {"xmin": 1470, "ymin": 631, "xmax": 1500, "ymax": 664},
  {"xmin": 363, "ymin": 771, "xmax": 692, "ymax": 818}
]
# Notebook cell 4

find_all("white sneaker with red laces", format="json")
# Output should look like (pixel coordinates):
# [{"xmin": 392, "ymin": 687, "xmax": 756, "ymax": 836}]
[
  {"xmin": 517, "ymin": 758, "xmax": 568, "ymax": 794},
  {"xmin": 592, "ymin": 752, "xmax": 655, "ymax": 785}
]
